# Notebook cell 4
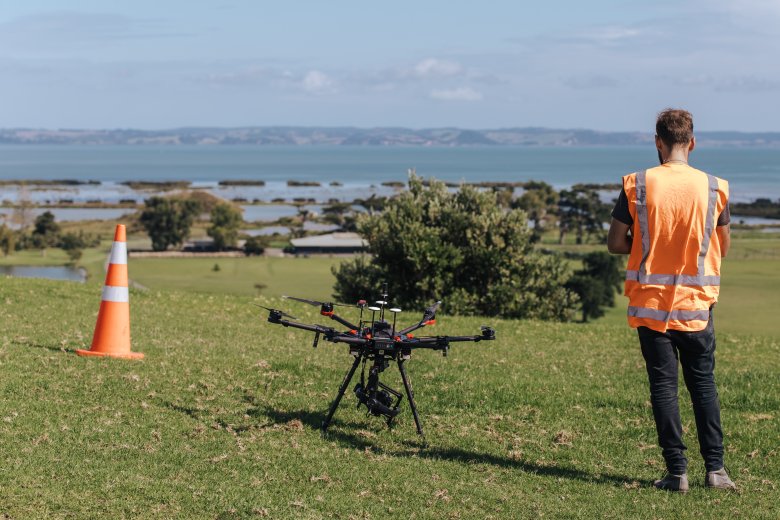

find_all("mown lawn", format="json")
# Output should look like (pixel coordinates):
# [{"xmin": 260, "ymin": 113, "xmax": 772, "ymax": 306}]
[
  {"xmin": 1, "ymin": 273, "xmax": 778, "ymax": 518},
  {"xmin": 128, "ymin": 256, "xmax": 342, "ymax": 299}
]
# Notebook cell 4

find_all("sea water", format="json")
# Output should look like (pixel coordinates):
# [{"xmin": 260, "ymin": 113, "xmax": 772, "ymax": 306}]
[{"xmin": 0, "ymin": 144, "xmax": 778, "ymax": 203}]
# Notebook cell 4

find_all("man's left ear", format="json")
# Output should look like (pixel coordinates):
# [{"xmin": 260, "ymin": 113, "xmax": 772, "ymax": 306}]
[{"xmin": 689, "ymin": 136, "xmax": 696, "ymax": 152}]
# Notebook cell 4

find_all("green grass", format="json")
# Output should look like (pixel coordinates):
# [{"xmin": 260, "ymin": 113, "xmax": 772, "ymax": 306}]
[
  {"xmin": 128, "ymin": 256, "xmax": 342, "ymax": 298},
  {"xmin": 1, "ymin": 276, "xmax": 778, "ymax": 518}
]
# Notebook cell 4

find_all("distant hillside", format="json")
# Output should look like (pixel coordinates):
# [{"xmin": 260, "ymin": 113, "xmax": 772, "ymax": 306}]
[{"xmin": 2, "ymin": 126, "xmax": 780, "ymax": 147}]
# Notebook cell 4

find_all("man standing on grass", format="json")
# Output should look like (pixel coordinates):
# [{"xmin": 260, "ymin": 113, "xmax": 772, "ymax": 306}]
[{"xmin": 607, "ymin": 108, "xmax": 736, "ymax": 493}]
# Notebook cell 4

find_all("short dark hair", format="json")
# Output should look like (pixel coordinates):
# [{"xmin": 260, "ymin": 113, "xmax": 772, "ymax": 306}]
[{"xmin": 656, "ymin": 109, "xmax": 693, "ymax": 147}]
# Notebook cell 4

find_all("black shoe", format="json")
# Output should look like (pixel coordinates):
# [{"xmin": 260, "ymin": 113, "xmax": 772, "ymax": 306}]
[
  {"xmin": 706, "ymin": 468, "xmax": 737, "ymax": 491},
  {"xmin": 653, "ymin": 473, "xmax": 689, "ymax": 493}
]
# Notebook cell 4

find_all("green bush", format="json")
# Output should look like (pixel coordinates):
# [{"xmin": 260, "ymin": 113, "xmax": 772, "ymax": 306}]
[
  {"xmin": 243, "ymin": 235, "xmax": 267, "ymax": 256},
  {"xmin": 333, "ymin": 175, "xmax": 578, "ymax": 320}
]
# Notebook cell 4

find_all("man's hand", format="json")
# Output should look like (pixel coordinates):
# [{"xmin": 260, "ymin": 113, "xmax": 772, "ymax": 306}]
[{"xmin": 607, "ymin": 218, "xmax": 632, "ymax": 254}]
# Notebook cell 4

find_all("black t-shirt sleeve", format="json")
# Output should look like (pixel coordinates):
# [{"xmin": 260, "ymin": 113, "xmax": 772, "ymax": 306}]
[
  {"xmin": 611, "ymin": 188, "xmax": 633, "ymax": 226},
  {"xmin": 717, "ymin": 203, "xmax": 730, "ymax": 226}
]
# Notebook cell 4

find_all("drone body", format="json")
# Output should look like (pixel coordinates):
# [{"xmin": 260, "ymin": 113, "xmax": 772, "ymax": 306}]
[{"xmin": 259, "ymin": 284, "xmax": 496, "ymax": 437}]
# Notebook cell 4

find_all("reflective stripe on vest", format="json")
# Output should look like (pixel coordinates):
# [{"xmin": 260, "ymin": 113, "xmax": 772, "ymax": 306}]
[
  {"xmin": 628, "ymin": 306, "xmax": 710, "ymax": 322},
  {"xmin": 625, "ymin": 170, "xmax": 720, "ymax": 287}
]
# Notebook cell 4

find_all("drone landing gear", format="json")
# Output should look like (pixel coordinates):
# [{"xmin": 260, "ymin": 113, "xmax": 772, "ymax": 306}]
[
  {"xmin": 398, "ymin": 359, "xmax": 424, "ymax": 436},
  {"xmin": 321, "ymin": 355, "xmax": 362, "ymax": 433},
  {"xmin": 321, "ymin": 353, "xmax": 425, "ymax": 438}
]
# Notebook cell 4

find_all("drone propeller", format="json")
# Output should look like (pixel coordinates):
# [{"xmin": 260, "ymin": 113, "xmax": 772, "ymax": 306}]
[
  {"xmin": 251, "ymin": 303, "xmax": 298, "ymax": 320},
  {"xmin": 282, "ymin": 295, "xmax": 353, "ymax": 308}
]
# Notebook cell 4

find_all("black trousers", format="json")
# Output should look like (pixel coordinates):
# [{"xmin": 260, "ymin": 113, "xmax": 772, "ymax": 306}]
[{"xmin": 638, "ymin": 310, "xmax": 724, "ymax": 474}]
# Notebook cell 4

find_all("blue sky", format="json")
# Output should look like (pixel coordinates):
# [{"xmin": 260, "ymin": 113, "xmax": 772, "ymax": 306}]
[{"xmin": 2, "ymin": 1, "xmax": 779, "ymax": 130}]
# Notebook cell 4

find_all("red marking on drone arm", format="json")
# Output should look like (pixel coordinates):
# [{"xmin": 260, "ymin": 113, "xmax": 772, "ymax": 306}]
[
  {"xmin": 321, "ymin": 310, "xmax": 334, "ymax": 317},
  {"xmin": 406, "ymin": 333, "xmax": 414, "ymax": 339},
  {"xmin": 424, "ymin": 319, "xmax": 436, "ymax": 326}
]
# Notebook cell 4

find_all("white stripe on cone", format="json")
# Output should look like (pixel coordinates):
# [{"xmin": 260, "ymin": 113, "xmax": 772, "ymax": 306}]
[
  {"xmin": 109, "ymin": 242, "xmax": 128, "ymax": 265},
  {"xmin": 102, "ymin": 285, "xmax": 129, "ymax": 303}
]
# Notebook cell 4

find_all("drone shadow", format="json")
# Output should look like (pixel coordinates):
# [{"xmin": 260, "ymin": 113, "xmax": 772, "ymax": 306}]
[{"xmin": 253, "ymin": 399, "xmax": 633, "ymax": 487}]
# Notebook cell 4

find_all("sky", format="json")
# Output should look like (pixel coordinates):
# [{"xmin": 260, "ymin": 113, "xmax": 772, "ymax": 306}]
[{"xmin": 1, "ymin": 0, "xmax": 780, "ymax": 131}]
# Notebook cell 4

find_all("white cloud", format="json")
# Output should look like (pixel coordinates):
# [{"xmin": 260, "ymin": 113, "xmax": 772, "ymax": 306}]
[
  {"xmin": 302, "ymin": 70, "xmax": 333, "ymax": 92},
  {"xmin": 550, "ymin": 24, "xmax": 647, "ymax": 48},
  {"xmin": 413, "ymin": 58, "xmax": 462, "ymax": 78},
  {"xmin": 429, "ymin": 87, "xmax": 483, "ymax": 101}
]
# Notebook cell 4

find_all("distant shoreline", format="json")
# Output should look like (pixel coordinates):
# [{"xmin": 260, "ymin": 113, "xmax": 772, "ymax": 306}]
[{"xmin": 3, "ymin": 126, "xmax": 780, "ymax": 148}]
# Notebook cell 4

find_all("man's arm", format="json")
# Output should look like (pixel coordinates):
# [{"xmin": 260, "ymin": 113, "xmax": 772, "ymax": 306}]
[
  {"xmin": 607, "ymin": 218, "xmax": 632, "ymax": 254},
  {"xmin": 717, "ymin": 224, "xmax": 730, "ymax": 257}
]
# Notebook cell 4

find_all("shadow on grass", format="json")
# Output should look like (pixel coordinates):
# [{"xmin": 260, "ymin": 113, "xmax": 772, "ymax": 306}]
[
  {"xmin": 162, "ymin": 390, "xmax": 637, "ymax": 488},
  {"xmin": 250, "ymin": 396, "xmax": 635, "ymax": 487},
  {"xmin": 13, "ymin": 339, "xmax": 77, "ymax": 354}
]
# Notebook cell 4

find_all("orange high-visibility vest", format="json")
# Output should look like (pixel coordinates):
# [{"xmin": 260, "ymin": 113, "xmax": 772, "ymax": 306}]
[{"xmin": 622, "ymin": 164, "xmax": 729, "ymax": 333}]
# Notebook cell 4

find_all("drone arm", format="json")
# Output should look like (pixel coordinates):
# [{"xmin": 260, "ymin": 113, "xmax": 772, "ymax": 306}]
[
  {"xmin": 323, "ymin": 312, "xmax": 360, "ymax": 331},
  {"xmin": 398, "ymin": 319, "xmax": 433, "ymax": 336},
  {"xmin": 403, "ymin": 330, "xmax": 496, "ymax": 350},
  {"xmin": 269, "ymin": 317, "xmax": 370, "ymax": 346},
  {"xmin": 272, "ymin": 318, "xmax": 335, "ymax": 336},
  {"xmin": 436, "ymin": 334, "xmax": 493, "ymax": 343},
  {"xmin": 398, "ymin": 302, "xmax": 440, "ymax": 335},
  {"xmin": 397, "ymin": 322, "xmax": 422, "ymax": 336},
  {"xmin": 328, "ymin": 334, "xmax": 371, "ymax": 346}
]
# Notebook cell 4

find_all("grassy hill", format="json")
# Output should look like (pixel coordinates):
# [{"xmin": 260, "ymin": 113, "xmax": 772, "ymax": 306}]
[{"xmin": 1, "ymin": 272, "xmax": 778, "ymax": 518}]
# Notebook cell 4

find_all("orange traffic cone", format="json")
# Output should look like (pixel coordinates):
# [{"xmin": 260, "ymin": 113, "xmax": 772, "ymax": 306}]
[{"xmin": 77, "ymin": 224, "xmax": 143, "ymax": 359}]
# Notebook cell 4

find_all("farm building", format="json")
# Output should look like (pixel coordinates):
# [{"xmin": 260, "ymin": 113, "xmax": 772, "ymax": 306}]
[{"xmin": 289, "ymin": 232, "xmax": 367, "ymax": 255}]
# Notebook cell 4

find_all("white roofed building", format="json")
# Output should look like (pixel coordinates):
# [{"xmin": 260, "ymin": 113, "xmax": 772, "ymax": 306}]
[{"xmin": 289, "ymin": 232, "xmax": 367, "ymax": 255}]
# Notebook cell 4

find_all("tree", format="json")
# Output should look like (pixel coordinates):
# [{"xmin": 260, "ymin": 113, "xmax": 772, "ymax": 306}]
[
  {"xmin": 58, "ymin": 230, "xmax": 100, "ymax": 250},
  {"xmin": 492, "ymin": 187, "xmax": 514, "ymax": 209},
  {"xmin": 565, "ymin": 251, "xmax": 623, "ymax": 322},
  {"xmin": 322, "ymin": 201, "xmax": 357, "ymax": 231},
  {"xmin": 354, "ymin": 194, "xmax": 386, "ymax": 215},
  {"xmin": 558, "ymin": 185, "xmax": 611, "ymax": 244},
  {"xmin": 31, "ymin": 211, "xmax": 61, "ymax": 252},
  {"xmin": 333, "ymin": 175, "xmax": 578, "ymax": 320},
  {"xmin": 10, "ymin": 185, "xmax": 34, "ymax": 231},
  {"xmin": 514, "ymin": 181, "xmax": 559, "ymax": 238},
  {"xmin": 58, "ymin": 230, "xmax": 99, "ymax": 265},
  {"xmin": 243, "ymin": 235, "xmax": 267, "ymax": 256},
  {"xmin": 139, "ymin": 196, "xmax": 201, "ymax": 251},
  {"xmin": 207, "ymin": 202, "xmax": 243, "ymax": 250},
  {"xmin": 0, "ymin": 224, "xmax": 15, "ymax": 256}
]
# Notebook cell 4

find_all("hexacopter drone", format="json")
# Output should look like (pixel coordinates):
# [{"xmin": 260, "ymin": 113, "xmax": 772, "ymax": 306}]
[{"xmin": 256, "ymin": 284, "xmax": 496, "ymax": 438}]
